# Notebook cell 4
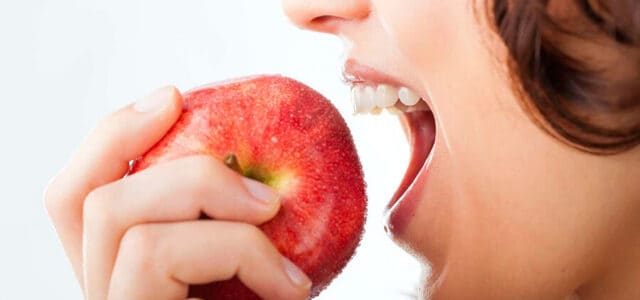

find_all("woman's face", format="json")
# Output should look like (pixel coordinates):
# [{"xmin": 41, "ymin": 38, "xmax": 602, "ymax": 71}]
[{"xmin": 283, "ymin": 0, "xmax": 640, "ymax": 298}]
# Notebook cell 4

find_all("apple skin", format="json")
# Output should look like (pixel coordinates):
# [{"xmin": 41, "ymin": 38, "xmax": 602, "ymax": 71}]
[{"xmin": 130, "ymin": 75, "xmax": 367, "ymax": 299}]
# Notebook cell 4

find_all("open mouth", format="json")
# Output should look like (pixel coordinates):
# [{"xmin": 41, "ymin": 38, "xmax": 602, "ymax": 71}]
[
  {"xmin": 388, "ymin": 110, "xmax": 435, "ymax": 209},
  {"xmin": 343, "ymin": 60, "xmax": 437, "ymax": 223}
]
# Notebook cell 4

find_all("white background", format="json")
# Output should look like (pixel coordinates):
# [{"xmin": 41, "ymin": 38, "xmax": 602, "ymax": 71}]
[{"xmin": 0, "ymin": 0, "xmax": 421, "ymax": 299}]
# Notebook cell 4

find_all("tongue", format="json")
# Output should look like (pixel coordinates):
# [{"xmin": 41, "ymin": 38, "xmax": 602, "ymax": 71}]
[{"xmin": 388, "ymin": 110, "xmax": 436, "ymax": 209}]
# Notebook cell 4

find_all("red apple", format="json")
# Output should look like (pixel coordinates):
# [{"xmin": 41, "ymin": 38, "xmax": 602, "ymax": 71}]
[{"xmin": 130, "ymin": 75, "xmax": 367, "ymax": 299}]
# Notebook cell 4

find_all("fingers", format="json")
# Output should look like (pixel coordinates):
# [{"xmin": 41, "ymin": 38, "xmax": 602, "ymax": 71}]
[
  {"xmin": 44, "ymin": 86, "xmax": 182, "ymax": 284},
  {"xmin": 108, "ymin": 221, "xmax": 311, "ymax": 300},
  {"xmin": 83, "ymin": 155, "xmax": 281, "ymax": 300}
]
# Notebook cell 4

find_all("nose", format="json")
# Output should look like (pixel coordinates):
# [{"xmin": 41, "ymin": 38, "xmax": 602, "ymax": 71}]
[{"xmin": 281, "ymin": 0, "xmax": 370, "ymax": 34}]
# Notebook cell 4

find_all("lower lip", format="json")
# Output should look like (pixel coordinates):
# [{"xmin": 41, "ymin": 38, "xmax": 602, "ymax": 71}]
[{"xmin": 384, "ymin": 111, "xmax": 436, "ymax": 235}]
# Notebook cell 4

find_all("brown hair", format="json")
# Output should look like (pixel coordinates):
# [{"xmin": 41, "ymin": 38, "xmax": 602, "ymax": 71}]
[{"xmin": 492, "ymin": 0, "xmax": 640, "ymax": 154}]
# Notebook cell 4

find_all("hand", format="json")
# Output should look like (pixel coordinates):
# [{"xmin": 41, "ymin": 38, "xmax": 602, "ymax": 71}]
[{"xmin": 44, "ymin": 87, "xmax": 311, "ymax": 300}]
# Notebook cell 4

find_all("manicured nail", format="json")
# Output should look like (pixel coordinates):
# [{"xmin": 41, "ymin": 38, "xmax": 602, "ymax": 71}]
[
  {"xmin": 282, "ymin": 256, "xmax": 312, "ymax": 289},
  {"xmin": 134, "ymin": 86, "xmax": 174, "ymax": 112},
  {"xmin": 241, "ymin": 177, "xmax": 279, "ymax": 204}
]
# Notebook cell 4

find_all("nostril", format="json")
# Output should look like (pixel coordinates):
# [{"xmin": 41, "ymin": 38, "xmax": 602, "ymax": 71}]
[
  {"xmin": 309, "ymin": 15, "xmax": 345, "ymax": 32},
  {"xmin": 311, "ymin": 15, "xmax": 338, "ymax": 24}
]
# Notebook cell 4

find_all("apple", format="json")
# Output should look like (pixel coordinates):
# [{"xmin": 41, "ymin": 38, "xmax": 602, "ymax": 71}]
[{"xmin": 130, "ymin": 75, "xmax": 367, "ymax": 299}]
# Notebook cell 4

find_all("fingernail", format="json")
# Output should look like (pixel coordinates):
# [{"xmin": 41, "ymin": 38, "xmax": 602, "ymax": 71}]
[
  {"xmin": 134, "ymin": 86, "xmax": 174, "ymax": 112},
  {"xmin": 241, "ymin": 177, "xmax": 279, "ymax": 204},
  {"xmin": 282, "ymin": 256, "xmax": 312, "ymax": 289}
]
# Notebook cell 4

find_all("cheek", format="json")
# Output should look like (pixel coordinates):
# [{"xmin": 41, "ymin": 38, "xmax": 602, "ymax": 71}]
[
  {"xmin": 377, "ymin": 0, "xmax": 612, "ymax": 289},
  {"xmin": 405, "ymin": 61, "xmax": 614, "ymax": 297},
  {"xmin": 405, "ymin": 24, "xmax": 619, "ymax": 297},
  {"xmin": 375, "ymin": 0, "xmax": 461, "ymax": 72},
  {"xmin": 375, "ymin": 0, "xmax": 634, "ymax": 296},
  {"xmin": 441, "ymin": 114, "xmax": 618, "ymax": 295}
]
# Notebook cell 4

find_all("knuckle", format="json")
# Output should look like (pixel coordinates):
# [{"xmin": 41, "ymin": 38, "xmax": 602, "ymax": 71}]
[
  {"xmin": 43, "ymin": 176, "xmax": 65, "ymax": 220},
  {"xmin": 83, "ymin": 185, "xmax": 113, "ymax": 223},
  {"xmin": 191, "ymin": 155, "xmax": 219, "ymax": 174},
  {"xmin": 238, "ymin": 224, "xmax": 269, "ymax": 249},
  {"xmin": 187, "ymin": 156, "xmax": 221, "ymax": 191},
  {"xmin": 120, "ymin": 225, "xmax": 158, "ymax": 270}
]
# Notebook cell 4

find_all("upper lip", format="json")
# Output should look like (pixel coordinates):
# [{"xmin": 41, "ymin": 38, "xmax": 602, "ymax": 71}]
[
  {"xmin": 342, "ymin": 59, "xmax": 428, "ymax": 99},
  {"xmin": 342, "ymin": 59, "xmax": 408, "ymax": 88}
]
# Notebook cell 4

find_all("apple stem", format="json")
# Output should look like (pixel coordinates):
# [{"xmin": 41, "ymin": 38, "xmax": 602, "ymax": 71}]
[{"xmin": 223, "ymin": 153, "xmax": 243, "ymax": 174}]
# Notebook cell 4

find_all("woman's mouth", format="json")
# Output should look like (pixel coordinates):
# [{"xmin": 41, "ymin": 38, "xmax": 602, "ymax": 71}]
[{"xmin": 343, "ymin": 59, "xmax": 437, "ymax": 234}]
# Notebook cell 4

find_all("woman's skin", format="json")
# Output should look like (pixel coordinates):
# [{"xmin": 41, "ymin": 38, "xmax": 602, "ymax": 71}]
[
  {"xmin": 282, "ymin": 0, "xmax": 640, "ymax": 299},
  {"xmin": 45, "ymin": 0, "xmax": 640, "ymax": 299}
]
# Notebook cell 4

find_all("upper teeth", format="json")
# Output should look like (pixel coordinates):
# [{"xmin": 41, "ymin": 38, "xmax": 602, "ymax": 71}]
[
  {"xmin": 351, "ymin": 84, "xmax": 426, "ymax": 114},
  {"xmin": 352, "ymin": 86, "xmax": 376, "ymax": 114},
  {"xmin": 398, "ymin": 87, "xmax": 420, "ymax": 106}
]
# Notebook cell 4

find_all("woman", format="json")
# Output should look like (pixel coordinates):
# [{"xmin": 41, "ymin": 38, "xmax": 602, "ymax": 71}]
[{"xmin": 45, "ymin": 0, "xmax": 640, "ymax": 299}]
